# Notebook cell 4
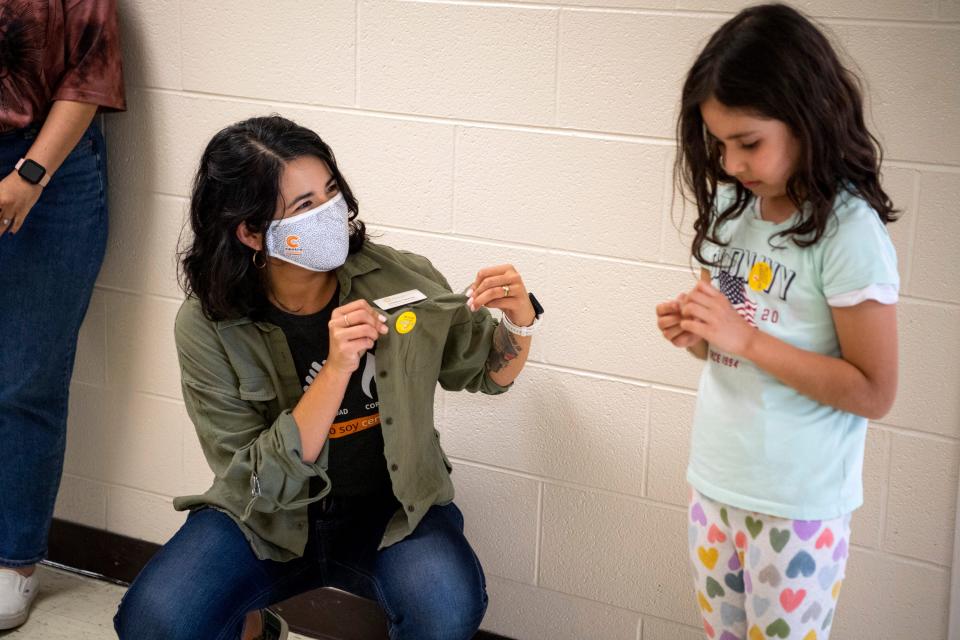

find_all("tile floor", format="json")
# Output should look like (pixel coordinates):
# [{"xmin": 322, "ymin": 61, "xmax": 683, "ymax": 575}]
[{"xmin": 0, "ymin": 564, "xmax": 313, "ymax": 639}]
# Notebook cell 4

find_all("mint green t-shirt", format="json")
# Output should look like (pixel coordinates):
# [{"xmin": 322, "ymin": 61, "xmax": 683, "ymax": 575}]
[{"xmin": 687, "ymin": 188, "xmax": 899, "ymax": 520}]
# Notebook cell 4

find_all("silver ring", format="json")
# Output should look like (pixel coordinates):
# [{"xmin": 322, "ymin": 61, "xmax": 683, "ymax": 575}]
[
  {"xmin": 342, "ymin": 313, "xmax": 351, "ymax": 328},
  {"xmin": 1, "ymin": 219, "xmax": 9, "ymax": 226}
]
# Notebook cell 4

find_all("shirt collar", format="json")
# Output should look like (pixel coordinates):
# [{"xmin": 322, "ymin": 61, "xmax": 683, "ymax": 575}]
[{"xmin": 215, "ymin": 247, "xmax": 382, "ymax": 332}]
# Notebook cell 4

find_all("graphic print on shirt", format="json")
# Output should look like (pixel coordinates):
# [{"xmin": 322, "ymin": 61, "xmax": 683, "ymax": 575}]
[
  {"xmin": 304, "ymin": 351, "xmax": 381, "ymax": 440},
  {"xmin": 709, "ymin": 245, "xmax": 798, "ymax": 302},
  {"xmin": 718, "ymin": 270, "xmax": 759, "ymax": 328},
  {"xmin": 0, "ymin": 2, "xmax": 45, "ymax": 113}
]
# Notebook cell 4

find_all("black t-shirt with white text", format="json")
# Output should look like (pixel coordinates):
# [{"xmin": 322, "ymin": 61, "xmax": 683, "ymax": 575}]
[{"xmin": 264, "ymin": 294, "xmax": 391, "ymax": 498}]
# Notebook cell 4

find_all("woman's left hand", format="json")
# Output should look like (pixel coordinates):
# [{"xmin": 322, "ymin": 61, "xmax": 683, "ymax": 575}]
[
  {"xmin": 466, "ymin": 264, "xmax": 536, "ymax": 327},
  {"xmin": 679, "ymin": 280, "xmax": 757, "ymax": 356},
  {"xmin": 0, "ymin": 170, "xmax": 43, "ymax": 236}
]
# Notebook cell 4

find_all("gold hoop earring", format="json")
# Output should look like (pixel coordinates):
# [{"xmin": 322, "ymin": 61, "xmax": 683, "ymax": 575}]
[{"xmin": 252, "ymin": 250, "xmax": 266, "ymax": 269}]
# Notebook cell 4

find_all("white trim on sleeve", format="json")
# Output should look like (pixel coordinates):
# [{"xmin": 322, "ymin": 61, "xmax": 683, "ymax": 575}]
[{"xmin": 827, "ymin": 283, "xmax": 899, "ymax": 307}]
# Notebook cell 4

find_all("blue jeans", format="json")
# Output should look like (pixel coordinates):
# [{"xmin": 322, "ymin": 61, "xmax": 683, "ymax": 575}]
[
  {"xmin": 114, "ymin": 496, "xmax": 487, "ymax": 640},
  {"xmin": 0, "ymin": 122, "xmax": 108, "ymax": 567}
]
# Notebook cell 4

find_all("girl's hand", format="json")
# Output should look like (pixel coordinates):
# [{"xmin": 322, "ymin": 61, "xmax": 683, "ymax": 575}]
[
  {"xmin": 0, "ymin": 170, "xmax": 44, "ymax": 236},
  {"xmin": 466, "ymin": 264, "xmax": 536, "ymax": 327},
  {"xmin": 656, "ymin": 293, "xmax": 704, "ymax": 348},
  {"xmin": 326, "ymin": 300, "xmax": 389, "ymax": 375},
  {"xmin": 679, "ymin": 280, "xmax": 756, "ymax": 356}
]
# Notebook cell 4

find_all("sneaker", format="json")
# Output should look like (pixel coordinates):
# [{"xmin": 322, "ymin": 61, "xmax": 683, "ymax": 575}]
[
  {"xmin": 0, "ymin": 567, "xmax": 40, "ymax": 630},
  {"xmin": 261, "ymin": 608, "xmax": 289, "ymax": 640}
]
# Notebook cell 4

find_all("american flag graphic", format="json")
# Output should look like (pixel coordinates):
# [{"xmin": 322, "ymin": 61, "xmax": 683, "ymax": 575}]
[{"xmin": 717, "ymin": 270, "xmax": 758, "ymax": 328}]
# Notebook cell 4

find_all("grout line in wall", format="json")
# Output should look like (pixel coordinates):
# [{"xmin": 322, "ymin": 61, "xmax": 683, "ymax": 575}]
[
  {"xmin": 897, "ymin": 293, "xmax": 960, "ymax": 309},
  {"xmin": 399, "ymin": 0, "xmax": 960, "ymax": 29},
  {"xmin": 143, "ymin": 87, "xmax": 678, "ymax": 146},
  {"xmin": 367, "ymin": 221, "xmax": 696, "ymax": 269},
  {"xmin": 489, "ymin": 572, "xmax": 650, "ymax": 620},
  {"xmin": 526, "ymin": 361, "xmax": 656, "ymax": 387},
  {"xmin": 903, "ymin": 169, "xmax": 922, "ymax": 295},
  {"xmin": 448, "ymin": 457, "xmax": 688, "ymax": 514},
  {"xmin": 450, "ymin": 126, "xmax": 459, "ymax": 234},
  {"xmin": 136, "ymin": 86, "xmax": 960, "ymax": 174},
  {"xmin": 850, "ymin": 542, "xmax": 953, "ymax": 572},
  {"xmin": 534, "ymin": 482, "xmax": 543, "ymax": 586},
  {"xmin": 176, "ymin": 0, "xmax": 184, "ymax": 91},
  {"xmin": 354, "ymin": 0, "xmax": 360, "ymax": 107},
  {"xmin": 553, "ymin": 9, "xmax": 561, "ymax": 127},
  {"xmin": 657, "ymin": 146, "xmax": 677, "ymax": 264},
  {"xmin": 640, "ymin": 387, "xmax": 652, "ymax": 498},
  {"xmin": 885, "ymin": 159, "xmax": 960, "ymax": 173},
  {"xmin": 877, "ymin": 428, "xmax": 893, "ymax": 549},
  {"xmin": 872, "ymin": 422, "xmax": 960, "ymax": 446},
  {"xmin": 107, "ymin": 482, "xmax": 178, "ymax": 503},
  {"xmin": 94, "ymin": 283, "xmax": 186, "ymax": 305}
]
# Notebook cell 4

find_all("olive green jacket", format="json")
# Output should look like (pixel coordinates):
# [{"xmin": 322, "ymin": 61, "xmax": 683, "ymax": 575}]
[{"xmin": 173, "ymin": 242, "xmax": 509, "ymax": 561}]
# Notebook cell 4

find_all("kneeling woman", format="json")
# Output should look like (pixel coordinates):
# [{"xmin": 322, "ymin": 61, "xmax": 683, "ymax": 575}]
[{"xmin": 114, "ymin": 116, "xmax": 541, "ymax": 640}]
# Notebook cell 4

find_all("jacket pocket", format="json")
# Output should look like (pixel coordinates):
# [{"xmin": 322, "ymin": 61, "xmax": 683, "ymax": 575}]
[
  {"xmin": 396, "ymin": 302, "xmax": 448, "ymax": 376},
  {"xmin": 238, "ymin": 376, "xmax": 278, "ymax": 402}
]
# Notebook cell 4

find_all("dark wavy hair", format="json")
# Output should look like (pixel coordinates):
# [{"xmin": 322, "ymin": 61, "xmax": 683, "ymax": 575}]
[
  {"xmin": 675, "ymin": 3, "xmax": 897, "ymax": 266},
  {"xmin": 179, "ymin": 115, "xmax": 366, "ymax": 321}
]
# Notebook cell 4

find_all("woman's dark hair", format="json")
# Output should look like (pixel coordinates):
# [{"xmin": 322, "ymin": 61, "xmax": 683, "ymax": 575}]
[
  {"xmin": 675, "ymin": 3, "xmax": 897, "ymax": 266},
  {"xmin": 179, "ymin": 115, "xmax": 366, "ymax": 321}
]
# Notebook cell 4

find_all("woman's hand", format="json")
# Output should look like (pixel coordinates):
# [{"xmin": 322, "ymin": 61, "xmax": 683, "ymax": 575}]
[
  {"xmin": 679, "ymin": 280, "xmax": 756, "ymax": 356},
  {"xmin": 656, "ymin": 293, "xmax": 704, "ymax": 349},
  {"xmin": 0, "ymin": 171, "xmax": 43, "ymax": 236},
  {"xmin": 326, "ymin": 299, "xmax": 388, "ymax": 375},
  {"xmin": 466, "ymin": 264, "xmax": 535, "ymax": 327}
]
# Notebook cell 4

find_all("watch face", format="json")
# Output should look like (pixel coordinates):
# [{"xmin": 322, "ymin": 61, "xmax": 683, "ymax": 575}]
[{"xmin": 18, "ymin": 160, "xmax": 45, "ymax": 184}]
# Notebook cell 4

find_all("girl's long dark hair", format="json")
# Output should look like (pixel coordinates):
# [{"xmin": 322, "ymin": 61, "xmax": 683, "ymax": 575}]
[
  {"xmin": 676, "ymin": 3, "xmax": 897, "ymax": 266},
  {"xmin": 179, "ymin": 115, "xmax": 366, "ymax": 321}
]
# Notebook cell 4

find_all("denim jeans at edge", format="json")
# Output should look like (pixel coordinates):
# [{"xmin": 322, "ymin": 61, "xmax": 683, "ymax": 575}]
[
  {"xmin": 114, "ymin": 495, "xmax": 488, "ymax": 640},
  {"xmin": 0, "ymin": 121, "xmax": 108, "ymax": 567}
]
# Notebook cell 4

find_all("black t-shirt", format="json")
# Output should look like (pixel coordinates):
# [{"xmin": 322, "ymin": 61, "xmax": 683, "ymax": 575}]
[{"xmin": 263, "ymin": 294, "xmax": 392, "ymax": 498}]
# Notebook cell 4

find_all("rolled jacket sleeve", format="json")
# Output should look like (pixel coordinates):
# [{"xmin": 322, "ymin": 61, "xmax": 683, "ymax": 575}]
[{"xmin": 175, "ymin": 304, "xmax": 329, "ymax": 521}]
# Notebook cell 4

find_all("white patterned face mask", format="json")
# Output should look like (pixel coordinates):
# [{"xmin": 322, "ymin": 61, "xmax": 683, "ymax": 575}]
[{"xmin": 264, "ymin": 192, "xmax": 350, "ymax": 272}]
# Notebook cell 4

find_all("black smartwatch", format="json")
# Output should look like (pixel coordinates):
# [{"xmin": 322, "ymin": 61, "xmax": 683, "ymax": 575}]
[
  {"xmin": 15, "ymin": 158, "xmax": 50, "ymax": 187},
  {"xmin": 528, "ymin": 292, "xmax": 544, "ymax": 319}
]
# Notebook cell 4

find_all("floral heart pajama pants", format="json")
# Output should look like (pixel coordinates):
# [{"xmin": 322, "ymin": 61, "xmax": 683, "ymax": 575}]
[{"xmin": 687, "ymin": 490, "xmax": 851, "ymax": 640}]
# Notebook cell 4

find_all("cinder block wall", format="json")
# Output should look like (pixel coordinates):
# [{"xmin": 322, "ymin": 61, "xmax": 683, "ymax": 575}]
[{"xmin": 58, "ymin": 1, "xmax": 959, "ymax": 638}]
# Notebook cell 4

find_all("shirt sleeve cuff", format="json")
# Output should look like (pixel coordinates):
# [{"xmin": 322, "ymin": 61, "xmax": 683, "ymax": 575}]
[{"xmin": 827, "ymin": 283, "xmax": 899, "ymax": 307}]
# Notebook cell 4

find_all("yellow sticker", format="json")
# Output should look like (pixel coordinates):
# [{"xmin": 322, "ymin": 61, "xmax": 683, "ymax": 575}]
[
  {"xmin": 748, "ymin": 261, "xmax": 773, "ymax": 292},
  {"xmin": 395, "ymin": 311, "xmax": 417, "ymax": 334}
]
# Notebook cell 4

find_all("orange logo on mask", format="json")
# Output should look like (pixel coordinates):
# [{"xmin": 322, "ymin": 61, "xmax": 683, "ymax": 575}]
[{"xmin": 284, "ymin": 235, "xmax": 302, "ymax": 256}]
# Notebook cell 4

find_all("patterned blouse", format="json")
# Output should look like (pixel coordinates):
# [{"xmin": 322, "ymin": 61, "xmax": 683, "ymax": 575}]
[{"xmin": 0, "ymin": 0, "xmax": 125, "ymax": 131}]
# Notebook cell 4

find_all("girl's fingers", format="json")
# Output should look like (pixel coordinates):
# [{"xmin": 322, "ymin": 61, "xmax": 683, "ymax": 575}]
[
  {"xmin": 656, "ymin": 301, "xmax": 680, "ymax": 316},
  {"xmin": 681, "ymin": 300, "xmax": 712, "ymax": 323},
  {"xmin": 683, "ymin": 289, "xmax": 715, "ymax": 312},
  {"xmin": 658, "ymin": 313, "xmax": 682, "ymax": 331},
  {"xmin": 672, "ymin": 332, "xmax": 701, "ymax": 348},
  {"xmin": 679, "ymin": 318, "xmax": 708, "ymax": 338}
]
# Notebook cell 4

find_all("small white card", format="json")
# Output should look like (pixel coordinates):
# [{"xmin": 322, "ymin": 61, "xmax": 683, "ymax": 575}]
[{"xmin": 373, "ymin": 289, "xmax": 427, "ymax": 311}]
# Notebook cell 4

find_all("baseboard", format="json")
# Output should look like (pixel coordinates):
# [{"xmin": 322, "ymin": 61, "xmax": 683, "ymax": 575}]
[{"xmin": 47, "ymin": 518, "xmax": 513, "ymax": 640}]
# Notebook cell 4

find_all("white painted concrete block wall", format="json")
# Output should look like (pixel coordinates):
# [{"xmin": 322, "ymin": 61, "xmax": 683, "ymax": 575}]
[{"xmin": 56, "ymin": 1, "xmax": 959, "ymax": 638}]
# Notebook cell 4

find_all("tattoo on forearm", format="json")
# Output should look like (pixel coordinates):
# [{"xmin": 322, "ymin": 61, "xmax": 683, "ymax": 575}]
[{"xmin": 487, "ymin": 322, "xmax": 522, "ymax": 373}]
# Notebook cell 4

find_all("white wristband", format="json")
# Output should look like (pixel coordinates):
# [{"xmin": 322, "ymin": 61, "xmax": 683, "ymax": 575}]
[{"xmin": 500, "ymin": 312, "xmax": 540, "ymax": 337}]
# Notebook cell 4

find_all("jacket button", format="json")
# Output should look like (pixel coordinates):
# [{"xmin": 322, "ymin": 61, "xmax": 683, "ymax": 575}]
[
  {"xmin": 379, "ymin": 371, "xmax": 387, "ymax": 378},
  {"xmin": 407, "ymin": 505, "xmax": 415, "ymax": 512},
  {"xmin": 391, "ymin": 464, "xmax": 399, "ymax": 471},
  {"xmin": 384, "ymin": 417, "xmax": 393, "ymax": 425}
]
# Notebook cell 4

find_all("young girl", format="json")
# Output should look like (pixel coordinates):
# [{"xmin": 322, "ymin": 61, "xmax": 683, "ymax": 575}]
[{"xmin": 656, "ymin": 5, "xmax": 899, "ymax": 640}]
